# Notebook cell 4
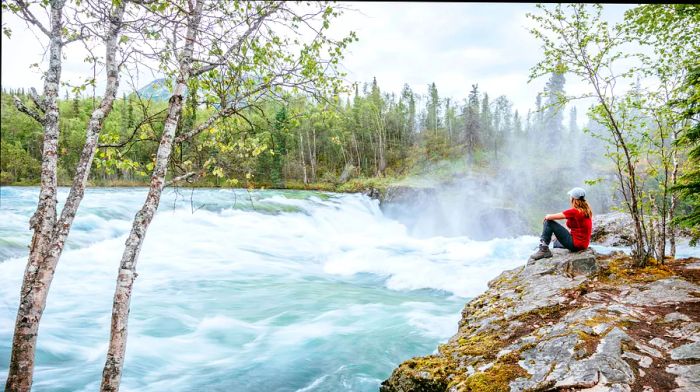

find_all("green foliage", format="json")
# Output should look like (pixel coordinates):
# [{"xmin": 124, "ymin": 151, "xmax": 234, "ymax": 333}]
[
  {"xmin": 2, "ymin": 75, "xmax": 535, "ymax": 189},
  {"xmin": 0, "ymin": 92, "xmax": 43, "ymax": 184},
  {"xmin": 671, "ymin": 66, "xmax": 700, "ymax": 240},
  {"xmin": 0, "ymin": 140, "xmax": 40, "ymax": 184},
  {"xmin": 623, "ymin": 4, "xmax": 700, "ymax": 75}
]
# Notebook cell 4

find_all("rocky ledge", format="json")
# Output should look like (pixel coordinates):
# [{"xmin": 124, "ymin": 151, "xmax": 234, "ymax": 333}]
[{"xmin": 381, "ymin": 249, "xmax": 700, "ymax": 392}]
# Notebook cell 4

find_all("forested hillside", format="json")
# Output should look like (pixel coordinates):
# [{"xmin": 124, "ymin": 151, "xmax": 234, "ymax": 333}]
[{"xmin": 1, "ymin": 73, "xmax": 598, "ymax": 190}]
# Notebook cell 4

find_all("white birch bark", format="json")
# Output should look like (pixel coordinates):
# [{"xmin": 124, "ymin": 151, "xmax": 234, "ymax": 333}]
[
  {"xmin": 669, "ymin": 130, "xmax": 680, "ymax": 258},
  {"xmin": 100, "ymin": 2, "xmax": 204, "ymax": 390},
  {"xmin": 6, "ymin": 2, "xmax": 65, "ymax": 390},
  {"xmin": 5, "ymin": 3, "xmax": 126, "ymax": 390},
  {"xmin": 299, "ymin": 132, "xmax": 308, "ymax": 184}
]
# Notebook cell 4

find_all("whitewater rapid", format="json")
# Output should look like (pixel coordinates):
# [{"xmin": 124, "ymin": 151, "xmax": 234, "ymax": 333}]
[{"xmin": 0, "ymin": 187, "xmax": 541, "ymax": 391}]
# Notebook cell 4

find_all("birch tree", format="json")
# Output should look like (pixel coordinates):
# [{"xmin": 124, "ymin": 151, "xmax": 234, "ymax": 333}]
[
  {"xmin": 99, "ymin": 1, "xmax": 354, "ymax": 390},
  {"xmin": 3, "ymin": 1, "xmax": 128, "ymax": 390},
  {"xmin": 623, "ymin": 4, "xmax": 700, "ymax": 259},
  {"xmin": 528, "ymin": 3, "xmax": 697, "ymax": 265},
  {"xmin": 528, "ymin": 4, "xmax": 652, "ymax": 265}
]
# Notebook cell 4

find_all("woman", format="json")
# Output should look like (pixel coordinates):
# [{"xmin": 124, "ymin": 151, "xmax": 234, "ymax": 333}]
[{"xmin": 530, "ymin": 187, "xmax": 593, "ymax": 260}]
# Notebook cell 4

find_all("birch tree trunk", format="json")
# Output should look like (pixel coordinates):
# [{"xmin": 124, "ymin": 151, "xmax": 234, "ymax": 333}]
[
  {"xmin": 5, "ymin": 3, "xmax": 65, "ymax": 390},
  {"xmin": 96, "ymin": 1, "xmax": 349, "ymax": 387},
  {"xmin": 5, "ymin": 3, "xmax": 127, "ymax": 390},
  {"xmin": 669, "ymin": 130, "xmax": 680, "ymax": 258},
  {"xmin": 351, "ymin": 131, "xmax": 361, "ymax": 171},
  {"xmin": 299, "ymin": 132, "xmax": 308, "ymax": 184},
  {"xmin": 100, "ymin": 2, "xmax": 204, "ymax": 390},
  {"xmin": 306, "ymin": 129, "xmax": 316, "ymax": 181}
]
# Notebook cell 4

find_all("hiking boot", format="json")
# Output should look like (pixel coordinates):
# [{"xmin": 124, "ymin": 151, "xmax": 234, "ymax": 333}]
[{"xmin": 530, "ymin": 244, "xmax": 553, "ymax": 261}]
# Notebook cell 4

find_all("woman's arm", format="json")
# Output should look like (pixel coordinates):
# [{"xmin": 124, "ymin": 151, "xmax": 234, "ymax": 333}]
[{"xmin": 544, "ymin": 212, "xmax": 566, "ymax": 221}]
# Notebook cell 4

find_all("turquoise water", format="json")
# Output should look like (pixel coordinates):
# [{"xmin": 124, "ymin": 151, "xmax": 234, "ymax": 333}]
[{"xmin": 1, "ymin": 186, "xmax": 542, "ymax": 391}]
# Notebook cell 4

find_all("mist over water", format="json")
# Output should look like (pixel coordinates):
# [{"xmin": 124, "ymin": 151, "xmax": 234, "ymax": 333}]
[
  {"xmin": 1, "ymin": 186, "xmax": 540, "ymax": 392},
  {"xmin": 382, "ymin": 113, "xmax": 623, "ymax": 242}
]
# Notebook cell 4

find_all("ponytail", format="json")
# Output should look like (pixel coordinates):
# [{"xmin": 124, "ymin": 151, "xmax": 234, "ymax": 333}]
[{"xmin": 573, "ymin": 198, "xmax": 592, "ymax": 218}]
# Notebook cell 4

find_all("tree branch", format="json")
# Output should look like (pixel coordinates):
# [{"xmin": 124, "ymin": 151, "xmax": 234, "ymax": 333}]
[
  {"xmin": 13, "ymin": 95, "xmax": 44, "ymax": 124},
  {"xmin": 14, "ymin": 0, "xmax": 52, "ymax": 37},
  {"xmin": 173, "ymin": 101, "xmax": 240, "ymax": 143},
  {"xmin": 191, "ymin": 4, "xmax": 276, "ymax": 77},
  {"xmin": 28, "ymin": 87, "xmax": 46, "ymax": 113},
  {"xmin": 62, "ymin": 25, "xmax": 89, "ymax": 45},
  {"xmin": 164, "ymin": 171, "xmax": 200, "ymax": 187},
  {"xmin": 98, "ymin": 108, "xmax": 168, "ymax": 148}
]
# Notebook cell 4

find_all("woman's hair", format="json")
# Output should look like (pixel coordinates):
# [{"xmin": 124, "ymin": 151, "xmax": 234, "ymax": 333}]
[{"xmin": 572, "ymin": 198, "xmax": 592, "ymax": 218}]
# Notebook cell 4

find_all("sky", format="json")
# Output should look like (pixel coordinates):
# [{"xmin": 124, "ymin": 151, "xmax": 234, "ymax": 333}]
[{"xmin": 1, "ymin": 2, "xmax": 635, "ymax": 126}]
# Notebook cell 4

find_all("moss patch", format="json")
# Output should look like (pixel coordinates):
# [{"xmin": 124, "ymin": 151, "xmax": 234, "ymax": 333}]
[
  {"xmin": 581, "ymin": 314, "xmax": 615, "ymax": 330},
  {"xmin": 514, "ymin": 304, "xmax": 567, "ymax": 323},
  {"xmin": 598, "ymin": 254, "xmax": 674, "ymax": 284},
  {"xmin": 574, "ymin": 329, "xmax": 602, "ymax": 358},
  {"xmin": 460, "ymin": 363, "xmax": 528, "ymax": 392},
  {"xmin": 450, "ymin": 350, "xmax": 529, "ymax": 392},
  {"xmin": 400, "ymin": 354, "xmax": 456, "ymax": 380},
  {"xmin": 457, "ymin": 333, "xmax": 506, "ymax": 358}
]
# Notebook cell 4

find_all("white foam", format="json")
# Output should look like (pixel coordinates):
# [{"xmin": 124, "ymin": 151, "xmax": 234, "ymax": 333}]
[{"xmin": 0, "ymin": 187, "xmax": 540, "ymax": 391}]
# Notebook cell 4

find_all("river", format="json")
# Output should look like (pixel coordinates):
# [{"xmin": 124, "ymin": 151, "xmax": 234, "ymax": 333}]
[{"xmin": 0, "ymin": 186, "xmax": 604, "ymax": 391}]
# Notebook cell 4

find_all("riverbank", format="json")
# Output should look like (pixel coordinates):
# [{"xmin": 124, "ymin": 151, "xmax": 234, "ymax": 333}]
[
  {"xmin": 380, "ymin": 250, "xmax": 700, "ymax": 392},
  {"xmin": 2, "ymin": 175, "xmax": 438, "ymax": 204},
  {"xmin": 1, "ymin": 154, "xmax": 486, "ymax": 199},
  {"xmin": 2, "ymin": 176, "xmax": 396, "ymax": 194}
]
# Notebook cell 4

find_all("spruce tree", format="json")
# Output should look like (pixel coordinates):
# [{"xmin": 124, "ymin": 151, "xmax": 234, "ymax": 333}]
[
  {"xmin": 480, "ymin": 93, "xmax": 492, "ymax": 147},
  {"xmin": 464, "ymin": 84, "xmax": 481, "ymax": 159},
  {"xmin": 543, "ymin": 71, "xmax": 566, "ymax": 147}
]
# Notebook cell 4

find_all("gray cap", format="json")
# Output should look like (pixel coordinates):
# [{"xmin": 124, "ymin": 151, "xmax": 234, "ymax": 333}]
[{"xmin": 567, "ymin": 187, "xmax": 586, "ymax": 200}]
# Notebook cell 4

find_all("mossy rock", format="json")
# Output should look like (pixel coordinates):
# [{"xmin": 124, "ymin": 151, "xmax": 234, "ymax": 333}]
[{"xmin": 379, "ymin": 355, "xmax": 454, "ymax": 392}]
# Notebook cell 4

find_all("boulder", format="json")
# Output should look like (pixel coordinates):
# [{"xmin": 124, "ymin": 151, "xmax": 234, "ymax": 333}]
[
  {"xmin": 591, "ymin": 212, "xmax": 637, "ymax": 246},
  {"xmin": 592, "ymin": 212, "xmax": 693, "ymax": 247},
  {"xmin": 526, "ymin": 248, "xmax": 598, "ymax": 276}
]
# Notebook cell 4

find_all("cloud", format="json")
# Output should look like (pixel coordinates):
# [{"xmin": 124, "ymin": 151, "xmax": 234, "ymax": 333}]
[
  {"xmin": 332, "ymin": 3, "xmax": 545, "ymax": 112},
  {"xmin": 1, "ymin": 15, "xmax": 113, "ymax": 96},
  {"xmin": 330, "ymin": 3, "xmax": 638, "ymax": 127},
  {"xmin": 2, "ymin": 3, "xmax": 637, "ymax": 127}
]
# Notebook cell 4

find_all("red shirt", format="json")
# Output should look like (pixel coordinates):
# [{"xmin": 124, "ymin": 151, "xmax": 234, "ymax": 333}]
[{"xmin": 562, "ymin": 208, "xmax": 592, "ymax": 250}]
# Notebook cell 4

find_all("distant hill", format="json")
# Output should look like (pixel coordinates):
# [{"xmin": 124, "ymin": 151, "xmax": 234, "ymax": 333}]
[
  {"xmin": 135, "ymin": 78, "xmax": 186, "ymax": 101},
  {"xmin": 135, "ymin": 76, "xmax": 258, "ymax": 104}
]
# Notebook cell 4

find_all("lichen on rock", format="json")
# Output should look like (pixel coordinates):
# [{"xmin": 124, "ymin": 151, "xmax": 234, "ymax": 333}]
[{"xmin": 380, "ymin": 250, "xmax": 700, "ymax": 392}]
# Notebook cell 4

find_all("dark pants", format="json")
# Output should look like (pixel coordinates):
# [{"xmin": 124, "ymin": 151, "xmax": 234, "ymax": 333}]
[{"xmin": 540, "ymin": 220, "xmax": 578, "ymax": 251}]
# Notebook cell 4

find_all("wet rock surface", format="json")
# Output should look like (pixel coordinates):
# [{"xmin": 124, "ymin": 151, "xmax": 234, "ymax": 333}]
[{"xmin": 380, "ymin": 251, "xmax": 700, "ymax": 392}]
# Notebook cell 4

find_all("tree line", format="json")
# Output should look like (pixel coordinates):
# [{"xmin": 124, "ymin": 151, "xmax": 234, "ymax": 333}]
[{"xmin": 2, "ymin": 70, "xmax": 589, "ymax": 189}]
